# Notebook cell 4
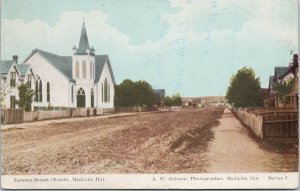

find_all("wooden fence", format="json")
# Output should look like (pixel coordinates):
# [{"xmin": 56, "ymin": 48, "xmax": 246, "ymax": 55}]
[
  {"xmin": 262, "ymin": 112, "xmax": 298, "ymax": 138},
  {"xmin": 2, "ymin": 108, "xmax": 103, "ymax": 124},
  {"xmin": 2, "ymin": 109, "xmax": 24, "ymax": 124},
  {"xmin": 233, "ymin": 108, "xmax": 298, "ymax": 139},
  {"xmin": 1, "ymin": 107, "xmax": 157, "ymax": 124},
  {"xmin": 24, "ymin": 110, "xmax": 71, "ymax": 122},
  {"xmin": 233, "ymin": 108, "xmax": 264, "ymax": 139}
]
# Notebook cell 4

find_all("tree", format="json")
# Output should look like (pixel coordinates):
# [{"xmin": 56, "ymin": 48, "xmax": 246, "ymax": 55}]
[
  {"xmin": 114, "ymin": 79, "xmax": 157, "ymax": 107},
  {"xmin": 172, "ymin": 93, "xmax": 182, "ymax": 106},
  {"xmin": 114, "ymin": 79, "xmax": 136, "ymax": 107},
  {"xmin": 17, "ymin": 83, "xmax": 35, "ymax": 111},
  {"xmin": 0, "ymin": 80, "xmax": 11, "ymax": 109},
  {"xmin": 164, "ymin": 96, "xmax": 173, "ymax": 107},
  {"xmin": 134, "ymin": 80, "xmax": 157, "ymax": 106},
  {"xmin": 273, "ymin": 78, "xmax": 294, "ymax": 101},
  {"xmin": 226, "ymin": 67, "xmax": 263, "ymax": 108},
  {"xmin": 164, "ymin": 93, "xmax": 182, "ymax": 106}
]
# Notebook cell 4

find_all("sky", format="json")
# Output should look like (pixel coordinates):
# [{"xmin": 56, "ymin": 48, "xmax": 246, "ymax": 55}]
[{"xmin": 0, "ymin": 0, "xmax": 298, "ymax": 96}]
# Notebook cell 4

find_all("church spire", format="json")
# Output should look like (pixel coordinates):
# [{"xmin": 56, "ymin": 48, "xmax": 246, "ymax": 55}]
[{"xmin": 76, "ymin": 19, "xmax": 90, "ymax": 54}]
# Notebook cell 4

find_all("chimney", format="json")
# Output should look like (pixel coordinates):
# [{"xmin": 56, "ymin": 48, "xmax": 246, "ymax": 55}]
[{"xmin": 12, "ymin": 55, "xmax": 18, "ymax": 63}]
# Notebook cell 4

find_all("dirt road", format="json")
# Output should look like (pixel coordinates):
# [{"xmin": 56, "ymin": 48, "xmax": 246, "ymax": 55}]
[
  {"xmin": 205, "ymin": 109, "xmax": 298, "ymax": 172},
  {"xmin": 2, "ymin": 108, "xmax": 223, "ymax": 174},
  {"xmin": 1, "ymin": 108, "xmax": 298, "ymax": 174}
]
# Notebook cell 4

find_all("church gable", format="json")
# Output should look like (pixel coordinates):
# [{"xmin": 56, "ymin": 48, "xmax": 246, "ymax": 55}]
[
  {"xmin": 24, "ymin": 49, "xmax": 73, "ymax": 81},
  {"xmin": 94, "ymin": 55, "xmax": 115, "ymax": 85}
]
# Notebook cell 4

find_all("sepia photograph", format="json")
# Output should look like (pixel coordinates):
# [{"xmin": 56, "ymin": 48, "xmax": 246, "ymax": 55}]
[{"xmin": 0, "ymin": 0, "xmax": 299, "ymax": 189}]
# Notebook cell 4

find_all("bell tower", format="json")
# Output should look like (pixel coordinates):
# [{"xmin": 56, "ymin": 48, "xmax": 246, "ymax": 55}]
[{"xmin": 72, "ymin": 20, "xmax": 96, "ymax": 80}]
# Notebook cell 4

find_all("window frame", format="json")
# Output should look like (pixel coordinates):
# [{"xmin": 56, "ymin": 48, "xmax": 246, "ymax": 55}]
[
  {"xmin": 10, "ymin": 72, "xmax": 16, "ymax": 88},
  {"xmin": 46, "ymin": 82, "xmax": 50, "ymax": 102}
]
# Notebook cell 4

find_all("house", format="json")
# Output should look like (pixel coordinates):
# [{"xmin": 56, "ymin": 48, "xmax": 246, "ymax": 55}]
[
  {"xmin": 0, "ymin": 56, "xmax": 35, "ymax": 109},
  {"xmin": 277, "ymin": 54, "xmax": 298, "ymax": 108},
  {"xmin": 0, "ymin": 21, "xmax": 116, "ymax": 110},
  {"xmin": 263, "ymin": 54, "xmax": 298, "ymax": 108}
]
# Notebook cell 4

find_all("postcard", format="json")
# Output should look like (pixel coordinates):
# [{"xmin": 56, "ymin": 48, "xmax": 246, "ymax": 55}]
[{"xmin": 0, "ymin": 0, "xmax": 299, "ymax": 189}]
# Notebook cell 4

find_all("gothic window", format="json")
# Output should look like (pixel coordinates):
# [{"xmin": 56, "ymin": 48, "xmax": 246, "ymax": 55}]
[
  {"xmin": 27, "ymin": 74, "xmax": 32, "ymax": 88},
  {"xmin": 71, "ymin": 85, "xmax": 74, "ymax": 103},
  {"xmin": 93, "ymin": 62, "xmax": 95, "ymax": 78},
  {"xmin": 104, "ymin": 78, "xmax": 108, "ymax": 102},
  {"xmin": 76, "ymin": 61, "xmax": 79, "ymax": 78},
  {"xmin": 78, "ymin": 88, "xmax": 85, "ymax": 95},
  {"xmin": 91, "ymin": 88, "xmax": 94, "ymax": 107},
  {"xmin": 35, "ymin": 81, "xmax": 38, "ymax": 101},
  {"xmin": 90, "ymin": 61, "xmax": 92, "ymax": 79},
  {"xmin": 39, "ymin": 80, "xmax": 42, "ymax": 102},
  {"xmin": 77, "ymin": 88, "xmax": 86, "ymax": 108},
  {"xmin": 47, "ymin": 82, "xmax": 50, "ymax": 102},
  {"xmin": 108, "ymin": 84, "xmax": 110, "ymax": 102},
  {"xmin": 102, "ymin": 83, "xmax": 104, "ymax": 102},
  {"xmin": 10, "ymin": 72, "xmax": 16, "ymax": 87},
  {"xmin": 82, "ymin": 61, "xmax": 87, "ymax": 79}
]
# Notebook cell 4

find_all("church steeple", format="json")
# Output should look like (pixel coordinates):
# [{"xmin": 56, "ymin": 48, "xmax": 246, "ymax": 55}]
[
  {"xmin": 72, "ymin": 20, "xmax": 96, "ymax": 81},
  {"xmin": 75, "ymin": 19, "xmax": 91, "ymax": 54}
]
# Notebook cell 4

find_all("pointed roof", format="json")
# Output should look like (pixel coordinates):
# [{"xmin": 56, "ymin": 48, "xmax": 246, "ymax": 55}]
[
  {"xmin": 0, "ymin": 60, "xmax": 21, "ymax": 75},
  {"xmin": 16, "ymin": 64, "xmax": 30, "ymax": 75},
  {"xmin": 24, "ymin": 49, "xmax": 115, "ymax": 84},
  {"xmin": 95, "ymin": 55, "xmax": 116, "ymax": 84},
  {"xmin": 76, "ymin": 21, "xmax": 90, "ymax": 54},
  {"xmin": 0, "ymin": 60, "xmax": 14, "ymax": 74},
  {"xmin": 274, "ymin": 67, "xmax": 288, "ymax": 78}
]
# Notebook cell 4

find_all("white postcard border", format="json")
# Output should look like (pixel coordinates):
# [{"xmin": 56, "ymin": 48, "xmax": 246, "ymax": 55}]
[{"xmin": 1, "ymin": 172, "xmax": 299, "ymax": 189}]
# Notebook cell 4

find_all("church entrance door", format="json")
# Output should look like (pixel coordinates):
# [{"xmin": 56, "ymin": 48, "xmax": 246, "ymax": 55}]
[{"xmin": 77, "ymin": 88, "xmax": 86, "ymax": 108}]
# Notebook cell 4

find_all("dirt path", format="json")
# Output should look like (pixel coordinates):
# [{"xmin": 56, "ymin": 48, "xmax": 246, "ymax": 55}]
[{"xmin": 205, "ymin": 108, "xmax": 298, "ymax": 172}]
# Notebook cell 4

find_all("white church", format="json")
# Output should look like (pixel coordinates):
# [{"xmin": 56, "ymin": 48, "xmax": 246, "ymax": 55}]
[{"xmin": 0, "ymin": 21, "xmax": 115, "ymax": 110}]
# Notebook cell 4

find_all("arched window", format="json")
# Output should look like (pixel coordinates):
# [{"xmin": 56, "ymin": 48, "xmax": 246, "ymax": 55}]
[
  {"xmin": 27, "ymin": 74, "xmax": 32, "ymax": 89},
  {"xmin": 35, "ymin": 81, "xmax": 38, "ymax": 101},
  {"xmin": 91, "ymin": 88, "xmax": 94, "ymax": 107},
  {"xmin": 77, "ymin": 88, "xmax": 85, "ymax": 95},
  {"xmin": 82, "ymin": 61, "xmax": 87, "ymax": 79},
  {"xmin": 102, "ymin": 83, "xmax": 104, "ymax": 102},
  {"xmin": 76, "ymin": 61, "xmax": 79, "ymax": 78},
  {"xmin": 71, "ymin": 85, "xmax": 74, "ymax": 103},
  {"xmin": 39, "ymin": 80, "xmax": 42, "ymax": 102},
  {"xmin": 77, "ymin": 88, "xmax": 86, "ymax": 108},
  {"xmin": 108, "ymin": 84, "xmax": 110, "ymax": 102},
  {"xmin": 47, "ymin": 82, "xmax": 50, "ymax": 102},
  {"xmin": 93, "ymin": 62, "xmax": 95, "ymax": 78},
  {"xmin": 90, "ymin": 61, "xmax": 92, "ymax": 79},
  {"xmin": 104, "ymin": 78, "xmax": 108, "ymax": 102}
]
